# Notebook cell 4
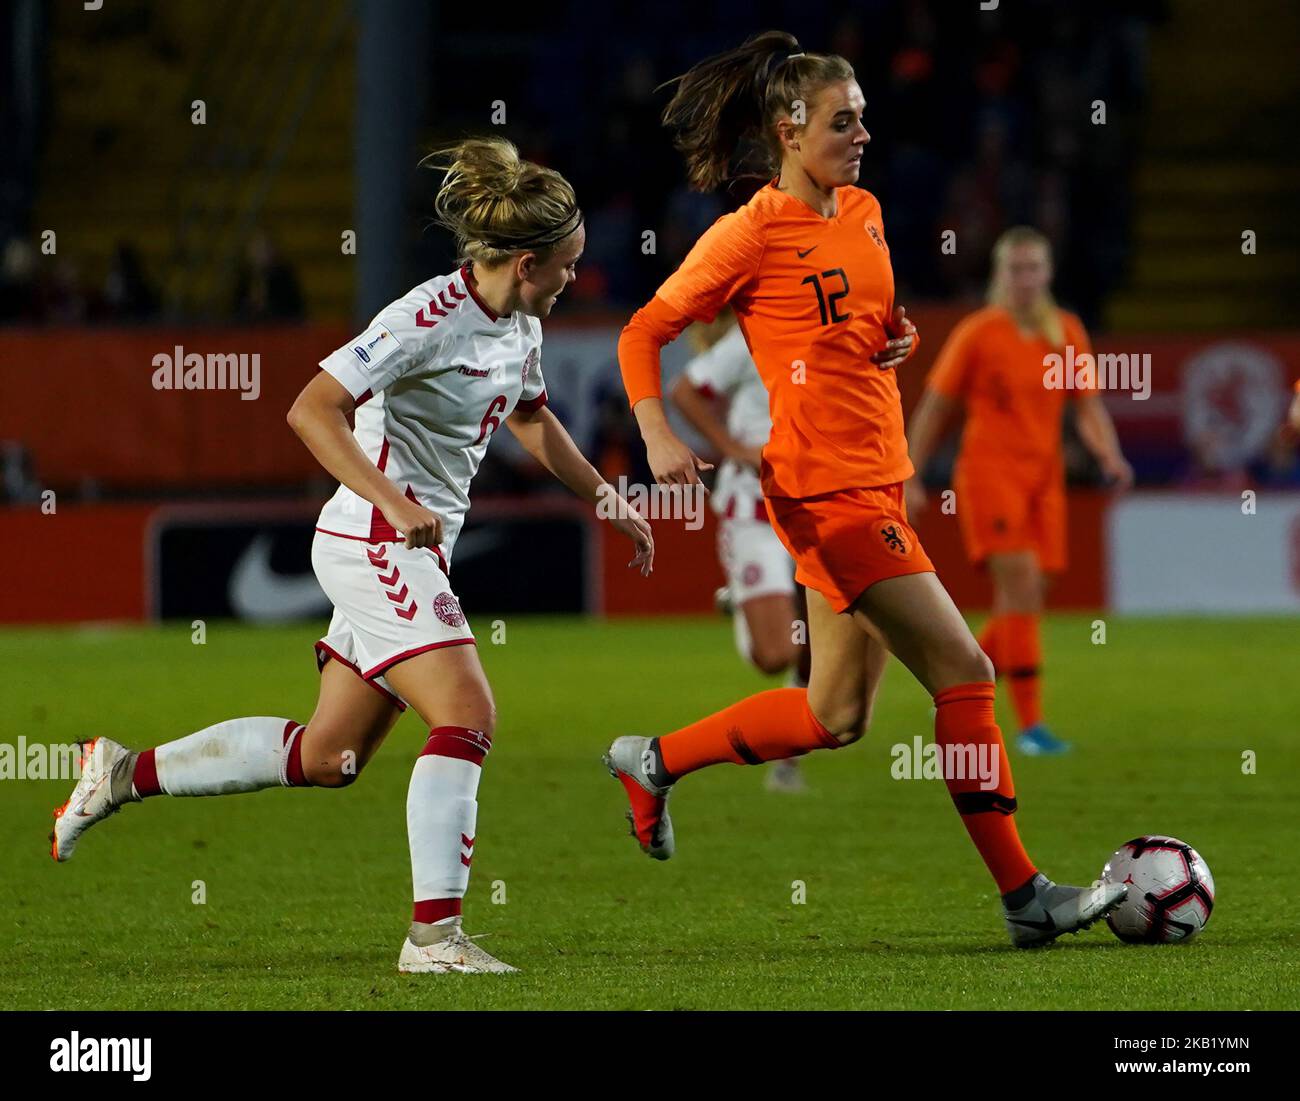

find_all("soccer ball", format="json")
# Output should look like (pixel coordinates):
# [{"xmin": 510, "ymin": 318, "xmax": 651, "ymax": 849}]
[{"xmin": 1100, "ymin": 836, "xmax": 1215, "ymax": 944}]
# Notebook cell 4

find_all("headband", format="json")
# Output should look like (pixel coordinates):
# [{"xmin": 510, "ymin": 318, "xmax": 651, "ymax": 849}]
[{"xmin": 476, "ymin": 203, "xmax": 583, "ymax": 251}]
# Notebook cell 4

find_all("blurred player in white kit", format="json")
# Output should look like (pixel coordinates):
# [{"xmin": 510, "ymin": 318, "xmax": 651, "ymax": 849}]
[{"xmin": 669, "ymin": 310, "xmax": 820, "ymax": 793}]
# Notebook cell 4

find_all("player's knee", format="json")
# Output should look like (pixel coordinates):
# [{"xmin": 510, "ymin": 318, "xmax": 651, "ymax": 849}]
[
  {"xmin": 960, "ymin": 645, "xmax": 996, "ymax": 685},
  {"xmin": 834, "ymin": 714, "xmax": 868, "ymax": 746},
  {"xmin": 749, "ymin": 639, "xmax": 794, "ymax": 676},
  {"xmin": 456, "ymin": 691, "xmax": 497, "ymax": 740},
  {"xmin": 816, "ymin": 702, "xmax": 869, "ymax": 746},
  {"xmin": 304, "ymin": 748, "xmax": 365, "ymax": 788},
  {"xmin": 1005, "ymin": 585, "xmax": 1040, "ymax": 614},
  {"xmin": 408, "ymin": 684, "xmax": 496, "ymax": 739}
]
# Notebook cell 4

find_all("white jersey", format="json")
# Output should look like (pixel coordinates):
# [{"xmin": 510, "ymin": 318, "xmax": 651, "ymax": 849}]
[
  {"xmin": 315, "ymin": 264, "xmax": 547, "ymax": 567},
  {"xmin": 682, "ymin": 323, "xmax": 770, "ymax": 519}
]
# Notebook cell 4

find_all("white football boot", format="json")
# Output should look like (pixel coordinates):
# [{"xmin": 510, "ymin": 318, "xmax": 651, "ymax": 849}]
[
  {"xmin": 603, "ymin": 735, "xmax": 674, "ymax": 860},
  {"xmin": 50, "ymin": 737, "xmax": 130, "ymax": 862},
  {"xmin": 397, "ymin": 925, "xmax": 518, "ymax": 974},
  {"xmin": 1003, "ymin": 873, "xmax": 1128, "ymax": 948}
]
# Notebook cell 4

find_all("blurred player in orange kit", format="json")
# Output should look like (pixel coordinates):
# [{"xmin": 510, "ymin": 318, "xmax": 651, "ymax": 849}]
[
  {"xmin": 605, "ymin": 31, "xmax": 1126, "ymax": 947},
  {"xmin": 906, "ymin": 227, "xmax": 1133, "ymax": 756}
]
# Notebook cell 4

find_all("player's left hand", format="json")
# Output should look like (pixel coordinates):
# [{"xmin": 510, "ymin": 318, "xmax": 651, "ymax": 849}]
[
  {"xmin": 872, "ymin": 306, "xmax": 916, "ymax": 369},
  {"xmin": 1101, "ymin": 454, "xmax": 1135, "ymax": 491},
  {"xmin": 608, "ymin": 507, "xmax": 655, "ymax": 576}
]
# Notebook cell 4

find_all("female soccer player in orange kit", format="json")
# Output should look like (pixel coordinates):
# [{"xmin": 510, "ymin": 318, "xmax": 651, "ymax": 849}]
[
  {"xmin": 906, "ymin": 227, "xmax": 1133, "ymax": 756},
  {"xmin": 604, "ymin": 30, "xmax": 1124, "ymax": 947}
]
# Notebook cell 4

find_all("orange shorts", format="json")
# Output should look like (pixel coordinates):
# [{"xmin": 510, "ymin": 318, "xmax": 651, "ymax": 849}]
[
  {"xmin": 954, "ymin": 463, "xmax": 1066, "ymax": 573},
  {"xmin": 765, "ymin": 483, "xmax": 935, "ymax": 613}
]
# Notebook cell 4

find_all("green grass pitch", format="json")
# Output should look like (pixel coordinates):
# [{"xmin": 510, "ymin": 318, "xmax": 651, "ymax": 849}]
[{"xmin": 1, "ymin": 615, "xmax": 1296, "ymax": 1010}]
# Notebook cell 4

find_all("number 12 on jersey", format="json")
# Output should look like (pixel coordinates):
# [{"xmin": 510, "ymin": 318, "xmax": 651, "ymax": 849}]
[{"xmin": 801, "ymin": 268, "xmax": 852, "ymax": 326}]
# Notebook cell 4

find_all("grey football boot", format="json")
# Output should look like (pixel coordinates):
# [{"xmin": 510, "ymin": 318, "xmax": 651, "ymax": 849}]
[{"xmin": 1003, "ymin": 872, "xmax": 1127, "ymax": 947}]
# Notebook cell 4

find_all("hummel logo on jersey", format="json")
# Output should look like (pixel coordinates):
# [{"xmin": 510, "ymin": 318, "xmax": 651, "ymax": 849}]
[
  {"xmin": 797, "ymin": 245, "xmax": 818, "ymax": 258},
  {"xmin": 458, "ymin": 365, "xmax": 491, "ymax": 378},
  {"xmin": 415, "ymin": 282, "xmax": 467, "ymax": 328}
]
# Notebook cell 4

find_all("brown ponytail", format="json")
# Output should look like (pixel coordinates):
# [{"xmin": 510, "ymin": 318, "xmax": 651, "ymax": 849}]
[
  {"xmin": 660, "ymin": 30, "xmax": 854, "ymax": 192},
  {"xmin": 425, "ymin": 137, "xmax": 581, "ymax": 267}
]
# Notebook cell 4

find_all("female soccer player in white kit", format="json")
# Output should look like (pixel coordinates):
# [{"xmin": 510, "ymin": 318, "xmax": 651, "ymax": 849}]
[
  {"xmin": 669, "ymin": 311, "xmax": 808, "ymax": 792},
  {"xmin": 50, "ymin": 139, "xmax": 654, "ymax": 975}
]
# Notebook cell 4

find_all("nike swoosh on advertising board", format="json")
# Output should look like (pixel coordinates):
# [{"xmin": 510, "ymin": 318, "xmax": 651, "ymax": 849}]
[
  {"xmin": 229, "ymin": 535, "xmax": 332, "ymax": 622},
  {"xmin": 229, "ymin": 529, "xmax": 509, "ymax": 621}
]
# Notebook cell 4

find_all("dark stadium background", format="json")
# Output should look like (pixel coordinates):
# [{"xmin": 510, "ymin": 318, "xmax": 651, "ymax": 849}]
[
  {"xmin": 2, "ymin": 0, "xmax": 1299, "ymax": 624},
  {"xmin": 3, "ymin": 0, "xmax": 1300, "ymax": 1030}
]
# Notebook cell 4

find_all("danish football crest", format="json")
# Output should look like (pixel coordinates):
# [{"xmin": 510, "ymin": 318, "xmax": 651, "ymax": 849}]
[
  {"xmin": 433, "ymin": 592, "xmax": 466, "ymax": 627},
  {"xmin": 522, "ymin": 346, "xmax": 539, "ymax": 390}
]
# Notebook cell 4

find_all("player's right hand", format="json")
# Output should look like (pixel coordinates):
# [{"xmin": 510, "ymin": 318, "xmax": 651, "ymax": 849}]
[
  {"xmin": 646, "ymin": 429, "xmax": 713, "ymax": 488},
  {"xmin": 384, "ymin": 498, "xmax": 444, "ymax": 549}
]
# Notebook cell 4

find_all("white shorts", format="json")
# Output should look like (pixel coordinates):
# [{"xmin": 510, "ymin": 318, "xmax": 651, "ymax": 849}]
[
  {"xmin": 311, "ymin": 531, "xmax": 476, "ymax": 709},
  {"xmin": 718, "ymin": 516, "xmax": 795, "ymax": 605}
]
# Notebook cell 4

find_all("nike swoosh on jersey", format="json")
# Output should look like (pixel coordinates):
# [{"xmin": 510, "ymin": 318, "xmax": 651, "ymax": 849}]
[{"xmin": 796, "ymin": 246, "xmax": 818, "ymax": 258}]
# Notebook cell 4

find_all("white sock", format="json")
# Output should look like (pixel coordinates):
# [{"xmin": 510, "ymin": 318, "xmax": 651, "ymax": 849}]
[
  {"xmin": 732, "ymin": 610, "xmax": 754, "ymax": 664},
  {"xmin": 407, "ymin": 727, "xmax": 492, "ymax": 922},
  {"xmin": 154, "ymin": 717, "xmax": 304, "ymax": 796}
]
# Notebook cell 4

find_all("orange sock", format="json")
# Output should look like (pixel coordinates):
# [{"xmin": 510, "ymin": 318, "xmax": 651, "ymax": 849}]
[
  {"xmin": 933, "ymin": 681, "xmax": 1036, "ymax": 894},
  {"xmin": 977, "ymin": 615, "xmax": 1003, "ymax": 676},
  {"xmin": 658, "ymin": 688, "xmax": 840, "ymax": 779},
  {"xmin": 1001, "ymin": 613, "xmax": 1043, "ymax": 730}
]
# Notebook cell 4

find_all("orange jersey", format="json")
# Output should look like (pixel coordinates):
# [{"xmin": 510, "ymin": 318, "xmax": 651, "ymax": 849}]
[
  {"xmin": 619, "ymin": 183, "xmax": 915, "ymax": 499},
  {"xmin": 926, "ymin": 305, "xmax": 1093, "ymax": 470}
]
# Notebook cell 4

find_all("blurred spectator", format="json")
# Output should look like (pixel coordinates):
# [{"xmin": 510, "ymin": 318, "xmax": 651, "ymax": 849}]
[
  {"xmin": 44, "ymin": 258, "xmax": 89, "ymax": 325},
  {"xmin": 100, "ymin": 242, "xmax": 158, "ymax": 322},
  {"xmin": 233, "ymin": 231, "xmax": 304, "ymax": 322},
  {"xmin": 1179, "ymin": 428, "xmax": 1253, "ymax": 493},
  {"xmin": 0, "ymin": 236, "xmax": 39, "ymax": 322},
  {"xmin": 1251, "ymin": 422, "xmax": 1300, "ymax": 488}
]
